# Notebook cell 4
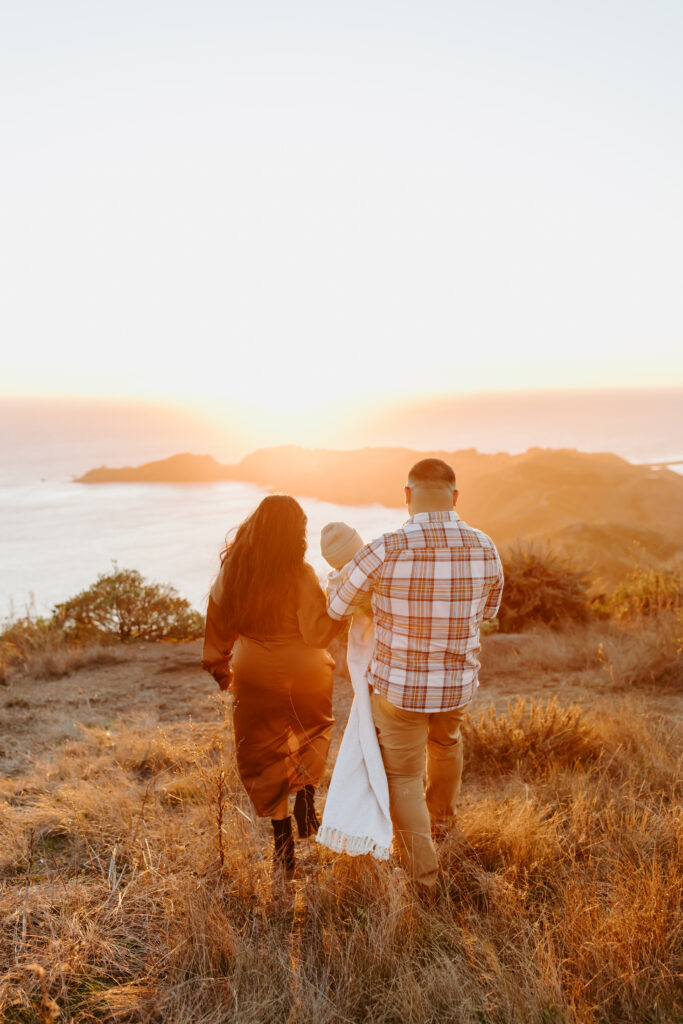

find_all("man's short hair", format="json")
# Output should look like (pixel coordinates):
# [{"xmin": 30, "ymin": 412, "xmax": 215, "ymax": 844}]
[{"xmin": 407, "ymin": 458, "xmax": 456, "ymax": 489}]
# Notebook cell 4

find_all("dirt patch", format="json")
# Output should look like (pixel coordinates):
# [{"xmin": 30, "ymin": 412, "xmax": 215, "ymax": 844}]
[
  {"xmin": 1, "ymin": 631, "xmax": 678, "ymax": 778},
  {"xmin": 0, "ymin": 640, "xmax": 356, "ymax": 777}
]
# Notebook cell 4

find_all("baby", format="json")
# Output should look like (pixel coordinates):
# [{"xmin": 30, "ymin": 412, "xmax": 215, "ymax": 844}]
[
  {"xmin": 316, "ymin": 525, "xmax": 391, "ymax": 860},
  {"xmin": 320, "ymin": 521, "xmax": 373, "ymax": 618}
]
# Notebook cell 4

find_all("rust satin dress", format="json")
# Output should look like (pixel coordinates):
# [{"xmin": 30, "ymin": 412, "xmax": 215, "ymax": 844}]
[{"xmin": 202, "ymin": 562, "xmax": 343, "ymax": 819}]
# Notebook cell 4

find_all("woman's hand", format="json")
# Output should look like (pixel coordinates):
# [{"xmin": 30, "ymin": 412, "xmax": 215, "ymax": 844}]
[{"xmin": 218, "ymin": 670, "xmax": 233, "ymax": 693}]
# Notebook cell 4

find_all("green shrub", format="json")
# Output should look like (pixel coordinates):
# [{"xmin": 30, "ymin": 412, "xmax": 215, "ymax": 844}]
[
  {"xmin": 606, "ymin": 569, "xmax": 682, "ymax": 621},
  {"xmin": 52, "ymin": 566, "xmax": 204, "ymax": 642},
  {"xmin": 498, "ymin": 544, "xmax": 591, "ymax": 633}
]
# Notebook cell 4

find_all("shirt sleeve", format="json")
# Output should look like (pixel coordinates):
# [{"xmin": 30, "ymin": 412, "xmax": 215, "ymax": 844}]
[
  {"xmin": 297, "ymin": 563, "xmax": 345, "ymax": 647},
  {"xmin": 201, "ymin": 595, "xmax": 238, "ymax": 690},
  {"xmin": 327, "ymin": 538, "xmax": 385, "ymax": 619},
  {"xmin": 482, "ymin": 547, "xmax": 504, "ymax": 620}
]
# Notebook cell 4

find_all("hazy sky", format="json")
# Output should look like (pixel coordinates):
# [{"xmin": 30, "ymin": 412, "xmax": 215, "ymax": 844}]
[{"xmin": 2, "ymin": 0, "xmax": 682, "ymax": 417}]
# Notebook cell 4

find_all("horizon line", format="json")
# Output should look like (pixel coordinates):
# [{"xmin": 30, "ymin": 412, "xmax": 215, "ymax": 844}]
[{"xmin": 2, "ymin": 383, "xmax": 683, "ymax": 405}]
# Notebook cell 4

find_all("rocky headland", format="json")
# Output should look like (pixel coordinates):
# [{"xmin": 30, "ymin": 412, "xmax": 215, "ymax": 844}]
[{"xmin": 76, "ymin": 446, "xmax": 683, "ymax": 585}]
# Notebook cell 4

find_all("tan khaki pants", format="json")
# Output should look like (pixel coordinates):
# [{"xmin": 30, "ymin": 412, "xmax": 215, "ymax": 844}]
[{"xmin": 371, "ymin": 691, "xmax": 468, "ymax": 887}]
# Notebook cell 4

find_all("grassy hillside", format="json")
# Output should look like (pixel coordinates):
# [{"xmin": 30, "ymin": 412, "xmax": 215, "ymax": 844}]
[{"xmin": 1, "ymin": 612, "xmax": 681, "ymax": 1023}]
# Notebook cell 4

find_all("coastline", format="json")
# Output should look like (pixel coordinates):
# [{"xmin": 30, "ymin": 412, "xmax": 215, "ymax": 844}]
[{"xmin": 3, "ymin": 443, "xmax": 682, "ymax": 620}]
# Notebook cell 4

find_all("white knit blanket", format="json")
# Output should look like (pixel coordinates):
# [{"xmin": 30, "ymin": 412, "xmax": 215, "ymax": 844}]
[{"xmin": 316, "ymin": 611, "xmax": 392, "ymax": 860}]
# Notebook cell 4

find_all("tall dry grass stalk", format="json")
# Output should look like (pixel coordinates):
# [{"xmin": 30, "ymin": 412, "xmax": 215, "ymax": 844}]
[{"xmin": 0, "ymin": 699, "xmax": 680, "ymax": 1023}]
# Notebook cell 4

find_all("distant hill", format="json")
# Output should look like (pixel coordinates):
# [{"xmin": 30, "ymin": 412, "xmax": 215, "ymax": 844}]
[
  {"xmin": 548, "ymin": 521, "xmax": 682, "ymax": 588},
  {"xmin": 77, "ymin": 445, "xmax": 683, "ymax": 585},
  {"xmin": 78, "ymin": 452, "xmax": 230, "ymax": 484}
]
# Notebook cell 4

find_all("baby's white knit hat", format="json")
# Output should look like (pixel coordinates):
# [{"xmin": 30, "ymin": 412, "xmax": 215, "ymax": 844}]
[{"xmin": 321, "ymin": 522, "xmax": 364, "ymax": 570}]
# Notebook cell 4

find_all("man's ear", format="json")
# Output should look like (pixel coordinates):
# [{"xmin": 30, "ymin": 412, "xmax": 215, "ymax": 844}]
[
  {"xmin": 404, "ymin": 485, "xmax": 411, "ymax": 506},
  {"xmin": 453, "ymin": 488, "xmax": 459, "ymax": 508}
]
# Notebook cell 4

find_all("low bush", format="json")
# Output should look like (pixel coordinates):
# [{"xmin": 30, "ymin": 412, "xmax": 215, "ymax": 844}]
[
  {"xmin": 498, "ymin": 544, "xmax": 591, "ymax": 632},
  {"xmin": 606, "ymin": 568, "xmax": 682, "ymax": 621},
  {"xmin": 53, "ymin": 566, "xmax": 204, "ymax": 643},
  {"xmin": 463, "ymin": 697, "xmax": 605, "ymax": 777},
  {"xmin": 1, "ymin": 567, "xmax": 204, "ymax": 682}
]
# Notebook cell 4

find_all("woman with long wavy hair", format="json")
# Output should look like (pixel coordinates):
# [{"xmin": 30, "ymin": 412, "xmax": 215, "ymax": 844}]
[{"xmin": 202, "ymin": 494, "xmax": 343, "ymax": 878}]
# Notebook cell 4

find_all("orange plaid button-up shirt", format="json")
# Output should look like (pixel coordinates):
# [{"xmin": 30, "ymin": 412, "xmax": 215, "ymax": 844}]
[{"xmin": 327, "ymin": 511, "xmax": 504, "ymax": 712}]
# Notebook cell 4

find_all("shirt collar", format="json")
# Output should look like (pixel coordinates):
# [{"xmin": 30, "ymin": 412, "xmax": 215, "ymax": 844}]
[{"xmin": 406, "ymin": 510, "xmax": 461, "ymax": 525}]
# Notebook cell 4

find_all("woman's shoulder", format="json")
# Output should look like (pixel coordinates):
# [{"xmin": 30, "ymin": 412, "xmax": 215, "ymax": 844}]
[
  {"xmin": 299, "ymin": 561, "xmax": 323, "ymax": 589},
  {"xmin": 297, "ymin": 563, "xmax": 331, "ymax": 606}
]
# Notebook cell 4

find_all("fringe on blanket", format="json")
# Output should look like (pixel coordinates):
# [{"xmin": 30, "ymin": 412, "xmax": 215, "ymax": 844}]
[{"xmin": 316, "ymin": 826, "xmax": 391, "ymax": 861}]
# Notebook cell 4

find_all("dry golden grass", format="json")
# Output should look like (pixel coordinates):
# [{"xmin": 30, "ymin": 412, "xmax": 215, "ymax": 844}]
[
  {"xmin": 14, "ymin": 642, "xmax": 125, "ymax": 684},
  {"xmin": 1, "ymin": 695, "xmax": 681, "ymax": 1024},
  {"xmin": 482, "ymin": 613, "xmax": 682, "ymax": 692},
  {"xmin": 606, "ymin": 569, "xmax": 682, "ymax": 622},
  {"xmin": 596, "ymin": 613, "xmax": 683, "ymax": 690},
  {"xmin": 1, "ymin": 618, "xmax": 125, "ymax": 686}
]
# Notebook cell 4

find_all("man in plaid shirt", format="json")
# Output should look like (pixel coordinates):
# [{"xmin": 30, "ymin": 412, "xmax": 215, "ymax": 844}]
[{"xmin": 327, "ymin": 458, "xmax": 503, "ymax": 888}]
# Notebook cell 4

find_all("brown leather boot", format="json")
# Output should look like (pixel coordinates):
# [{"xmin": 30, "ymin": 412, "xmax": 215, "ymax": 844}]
[{"xmin": 293, "ymin": 785, "xmax": 320, "ymax": 839}]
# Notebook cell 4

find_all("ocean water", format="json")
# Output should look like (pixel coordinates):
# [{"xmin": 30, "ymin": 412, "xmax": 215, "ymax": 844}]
[
  {"xmin": 1, "ymin": 393, "xmax": 681, "ymax": 618},
  {"xmin": 0, "ymin": 477, "xmax": 402, "ymax": 618}
]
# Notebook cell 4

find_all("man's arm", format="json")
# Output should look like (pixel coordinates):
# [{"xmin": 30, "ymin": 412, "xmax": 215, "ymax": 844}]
[
  {"xmin": 482, "ymin": 548, "xmax": 504, "ymax": 621},
  {"xmin": 327, "ymin": 538, "xmax": 385, "ymax": 619}
]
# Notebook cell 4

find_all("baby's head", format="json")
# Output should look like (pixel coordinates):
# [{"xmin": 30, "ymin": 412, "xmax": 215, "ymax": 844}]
[{"xmin": 321, "ymin": 522, "xmax": 364, "ymax": 570}]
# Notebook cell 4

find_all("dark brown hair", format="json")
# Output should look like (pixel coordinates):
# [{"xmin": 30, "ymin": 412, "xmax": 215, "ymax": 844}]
[
  {"xmin": 407, "ymin": 458, "xmax": 456, "ymax": 488},
  {"xmin": 218, "ymin": 494, "xmax": 307, "ymax": 635}
]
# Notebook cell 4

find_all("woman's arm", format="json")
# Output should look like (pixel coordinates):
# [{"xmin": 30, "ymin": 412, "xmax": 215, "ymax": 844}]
[
  {"xmin": 297, "ymin": 564, "xmax": 345, "ymax": 648},
  {"xmin": 201, "ymin": 595, "xmax": 237, "ymax": 691}
]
